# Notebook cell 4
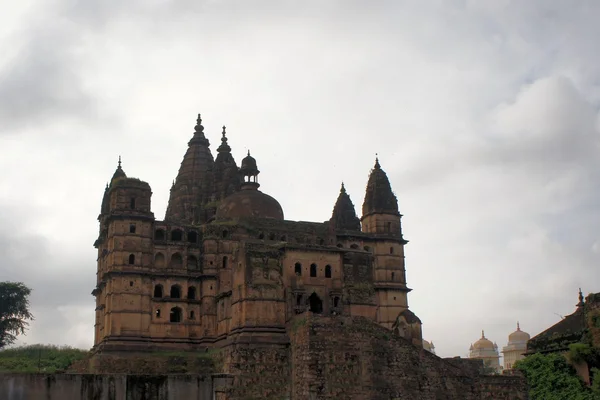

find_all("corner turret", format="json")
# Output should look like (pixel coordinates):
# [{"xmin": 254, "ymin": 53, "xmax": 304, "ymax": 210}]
[
  {"xmin": 330, "ymin": 183, "xmax": 361, "ymax": 231},
  {"xmin": 361, "ymin": 156, "xmax": 404, "ymax": 240}
]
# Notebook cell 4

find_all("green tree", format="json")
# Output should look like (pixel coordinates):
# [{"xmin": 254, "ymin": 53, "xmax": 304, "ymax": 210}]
[
  {"xmin": 515, "ymin": 352, "xmax": 596, "ymax": 400},
  {"xmin": 0, "ymin": 282, "xmax": 34, "ymax": 348}
]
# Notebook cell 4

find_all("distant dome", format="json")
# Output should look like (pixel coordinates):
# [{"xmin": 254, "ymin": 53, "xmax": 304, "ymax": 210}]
[
  {"xmin": 216, "ymin": 187, "xmax": 284, "ymax": 220},
  {"xmin": 473, "ymin": 332, "xmax": 495, "ymax": 350},
  {"xmin": 508, "ymin": 323, "xmax": 530, "ymax": 344}
]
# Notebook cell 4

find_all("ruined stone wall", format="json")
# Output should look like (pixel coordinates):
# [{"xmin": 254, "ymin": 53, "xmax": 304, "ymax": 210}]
[
  {"xmin": 220, "ymin": 344, "xmax": 291, "ymax": 399},
  {"xmin": 478, "ymin": 375, "xmax": 528, "ymax": 399},
  {"xmin": 0, "ymin": 374, "xmax": 215, "ymax": 400},
  {"xmin": 289, "ymin": 314, "xmax": 528, "ymax": 400}
]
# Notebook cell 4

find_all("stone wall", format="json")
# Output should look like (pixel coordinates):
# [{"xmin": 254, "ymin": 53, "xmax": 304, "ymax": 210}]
[
  {"xmin": 289, "ymin": 314, "xmax": 528, "ymax": 400},
  {"xmin": 220, "ymin": 343, "xmax": 291, "ymax": 399},
  {"xmin": 0, "ymin": 373, "xmax": 219, "ymax": 400}
]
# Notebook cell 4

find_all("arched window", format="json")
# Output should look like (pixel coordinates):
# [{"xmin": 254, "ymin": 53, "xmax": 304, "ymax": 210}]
[
  {"xmin": 336, "ymin": 243, "xmax": 343, "ymax": 248},
  {"xmin": 295, "ymin": 262, "xmax": 302, "ymax": 276},
  {"xmin": 387, "ymin": 222, "xmax": 392, "ymax": 232},
  {"xmin": 296, "ymin": 294, "xmax": 303, "ymax": 306},
  {"xmin": 189, "ymin": 310, "xmax": 195, "ymax": 320},
  {"xmin": 187, "ymin": 255, "xmax": 197, "ymax": 270},
  {"xmin": 280, "ymin": 235, "xmax": 287, "ymax": 241},
  {"xmin": 187, "ymin": 286, "xmax": 196, "ymax": 300},
  {"xmin": 171, "ymin": 229, "xmax": 183, "ymax": 241},
  {"xmin": 310, "ymin": 263, "xmax": 317, "ymax": 277},
  {"xmin": 130, "ymin": 198, "xmax": 136, "ymax": 209},
  {"xmin": 258, "ymin": 232, "xmax": 265, "ymax": 240},
  {"xmin": 188, "ymin": 231, "xmax": 198, "ymax": 243},
  {"xmin": 153, "ymin": 284, "xmax": 163, "ymax": 298},
  {"xmin": 156, "ymin": 309, "xmax": 161, "ymax": 318},
  {"xmin": 222, "ymin": 230, "xmax": 229, "ymax": 239},
  {"xmin": 333, "ymin": 296, "xmax": 340, "ymax": 308},
  {"xmin": 391, "ymin": 272, "xmax": 395, "ymax": 281},
  {"xmin": 318, "ymin": 238, "xmax": 324, "ymax": 245},
  {"xmin": 129, "ymin": 224, "xmax": 136, "ymax": 234},
  {"xmin": 350, "ymin": 243, "xmax": 359, "ymax": 249},
  {"xmin": 390, "ymin": 246, "xmax": 394, "ymax": 254},
  {"xmin": 128, "ymin": 254, "xmax": 135, "ymax": 265},
  {"xmin": 170, "ymin": 307, "xmax": 182, "ymax": 323},
  {"xmin": 155, "ymin": 229, "xmax": 165, "ymax": 241},
  {"xmin": 269, "ymin": 233, "xmax": 275, "ymax": 240},
  {"xmin": 154, "ymin": 253, "xmax": 165, "ymax": 268},
  {"xmin": 222, "ymin": 256, "xmax": 228, "ymax": 269},
  {"xmin": 364, "ymin": 246, "xmax": 371, "ymax": 252},
  {"xmin": 170, "ymin": 253, "xmax": 183, "ymax": 268},
  {"xmin": 325, "ymin": 265, "xmax": 332, "ymax": 278},
  {"xmin": 170, "ymin": 285, "xmax": 181, "ymax": 299}
]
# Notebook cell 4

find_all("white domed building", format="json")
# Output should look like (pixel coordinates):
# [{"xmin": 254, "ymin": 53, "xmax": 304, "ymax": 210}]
[
  {"xmin": 469, "ymin": 331, "xmax": 501, "ymax": 373},
  {"xmin": 502, "ymin": 322, "xmax": 530, "ymax": 370}
]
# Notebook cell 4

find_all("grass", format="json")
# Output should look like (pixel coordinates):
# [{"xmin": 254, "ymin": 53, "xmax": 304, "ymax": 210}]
[{"xmin": 0, "ymin": 344, "xmax": 89, "ymax": 373}]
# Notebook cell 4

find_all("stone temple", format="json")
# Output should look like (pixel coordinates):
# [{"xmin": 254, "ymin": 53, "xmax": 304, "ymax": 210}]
[
  {"xmin": 92, "ymin": 114, "xmax": 422, "ymax": 352},
  {"xmin": 89, "ymin": 114, "xmax": 527, "ymax": 399}
]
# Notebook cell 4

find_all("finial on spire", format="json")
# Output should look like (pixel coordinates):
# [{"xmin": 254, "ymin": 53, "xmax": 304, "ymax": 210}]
[
  {"xmin": 118, "ymin": 155, "xmax": 122, "ymax": 168},
  {"xmin": 374, "ymin": 153, "xmax": 380, "ymax": 169},
  {"xmin": 341, "ymin": 182, "xmax": 346, "ymax": 193},
  {"xmin": 481, "ymin": 330, "xmax": 485, "ymax": 338},
  {"xmin": 578, "ymin": 288, "xmax": 584, "ymax": 307},
  {"xmin": 247, "ymin": 150, "xmax": 250, "ymax": 156},
  {"xmin": 194, "ymin": 114, "xmax": 205, "ymax": 135},
  {"xmin": 517, "ymin": 321, "xmax": 520, "ymax": 331},
  {"xmin": 222, "ymin": 125, "xmax": 226, "ymax": 137}
]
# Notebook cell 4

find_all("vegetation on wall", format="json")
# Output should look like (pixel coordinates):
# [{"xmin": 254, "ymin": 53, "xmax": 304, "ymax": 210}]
[
  {"xmin": 515, "ymin": 352, "xmax": 599, "ymax": 399},
  {"xmin": 0, "ymin": 344, "xmax": 88, "ymax": 373},
  {"xmin": 0, "ymin": 281, "xmax": 34, "ymax": 348}
]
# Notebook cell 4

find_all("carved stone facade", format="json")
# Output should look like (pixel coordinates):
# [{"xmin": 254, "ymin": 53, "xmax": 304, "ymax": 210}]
[{"xmin": 92, "ymin": 114, "xmax": 418, "ymax": 353}]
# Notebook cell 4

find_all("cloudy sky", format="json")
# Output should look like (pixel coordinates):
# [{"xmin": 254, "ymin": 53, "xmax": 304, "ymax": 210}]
[{"xmin": 1, "ymin": 0, "xmax": 599, "ymax": 359}]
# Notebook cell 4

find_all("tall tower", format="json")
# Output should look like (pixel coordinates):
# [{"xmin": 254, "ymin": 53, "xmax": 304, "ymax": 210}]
[
  {"xmin": 361, "ymin": 157, "xmax": 411, "ymax": 330},
  {"xmin": 165, "ymin": 114, "xmax": 215, "ymax": 224},
  {"xmin": 93, "ymin": 158, "xmax": 155, "ymax": 349}
]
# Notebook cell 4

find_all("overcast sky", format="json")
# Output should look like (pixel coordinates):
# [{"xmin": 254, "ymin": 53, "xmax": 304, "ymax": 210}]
[{"xmin": 1, "ymin": 0, "xmax": 599, "ymax": 359}]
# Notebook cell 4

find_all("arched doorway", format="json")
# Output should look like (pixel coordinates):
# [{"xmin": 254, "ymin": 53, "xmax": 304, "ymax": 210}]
[{"xmin": 308, "ymin": 292, "xmax": 323, "ymax": 314}]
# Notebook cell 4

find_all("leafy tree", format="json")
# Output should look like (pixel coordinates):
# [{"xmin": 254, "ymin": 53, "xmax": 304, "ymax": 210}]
[
  {"xmin": 515, "ymin": 352, "xmax": 596, "ymax": 400},
  {"xmin": 0, "ymin": 282, "xmax": 34, "ymax": 349}
]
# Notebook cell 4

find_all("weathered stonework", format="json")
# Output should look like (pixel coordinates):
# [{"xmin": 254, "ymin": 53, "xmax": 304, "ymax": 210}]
[{"xmin": 86, "ymin": 114, "xmax": 527, "ymax": 398}]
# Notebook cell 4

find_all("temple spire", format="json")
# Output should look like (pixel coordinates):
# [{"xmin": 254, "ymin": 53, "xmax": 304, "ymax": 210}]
[
  {"xmin": 165, "ymin": 113, "xmax": 215, "ymax": 223},
  {"xmin": 189, "ymin": 113, "xmax": 210, "ymax": 146},
  {"xmin": 217, "ymin": 125, "xmax": 231, "ymax": 153},
  {"xmin": 331, "ymin": 182, "xmax": 361, "ymax": 231},
  {"xmin": 111, "ymin": 155, "xmax": 126, "ymax": 182},
  {"xmin": 481, "ymin": 330, "xmax": 485, "ymax": 338},
  {"xmin": 362, "ymin": 156, "xmax": 399, "ymax": 217}
]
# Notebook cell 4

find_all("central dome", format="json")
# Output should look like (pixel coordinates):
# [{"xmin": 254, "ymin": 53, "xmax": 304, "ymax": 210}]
[
  {"xmin": 216, "ymin": 187, "xmax": 284, "ymax": 220},
  {"xmin": 216, "ymin": 150, "xmax": 283, "ymax": 220}
]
